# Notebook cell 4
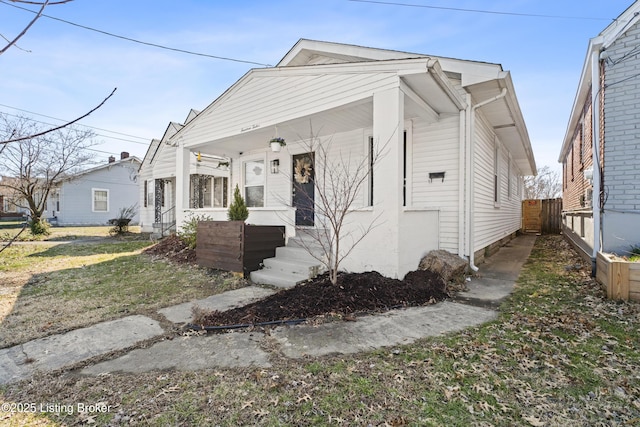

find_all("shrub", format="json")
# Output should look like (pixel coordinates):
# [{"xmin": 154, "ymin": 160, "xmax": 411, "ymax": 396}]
[
  {"xmin": 227, "ymin": 184, "xmax": 249, "ymax": 221},
  {"xmin": 178, "ymin": 213, "xmax": 212, "ymax": 249},
  {"xmin": 29, "ymin": 218, "xmax": 50, "ymax": 236},
  {"xmin": 108, "ymin": 205, "xmax": 138, "ymax": 236}
]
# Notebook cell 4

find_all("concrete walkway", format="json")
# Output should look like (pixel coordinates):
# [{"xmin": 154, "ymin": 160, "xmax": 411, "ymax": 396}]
[{"xmin": 0, "ymin": 234, "xmax": 536, "ymax": 384}]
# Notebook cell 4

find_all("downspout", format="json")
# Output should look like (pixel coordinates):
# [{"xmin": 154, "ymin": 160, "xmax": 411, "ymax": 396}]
[
  {"xmin": 458, "ymin": 108, "xmax": 466, "ymax": 258},
  {"xmin": 591, "ymin": 48, "xmax": 603, "ymax": 276},
  {"xmin": 467, "ymin": 87, "xmax": 508, "ymax": 272}
]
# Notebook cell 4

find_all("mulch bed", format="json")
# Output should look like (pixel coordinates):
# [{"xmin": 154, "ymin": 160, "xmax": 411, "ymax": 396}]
[
  {"xmin": 143, "ymin": 234, "xmax": 196, "ymax": 264},
  {"xmin": 194, "ymin": 270, "xmax": 449, "ymax": 327}
]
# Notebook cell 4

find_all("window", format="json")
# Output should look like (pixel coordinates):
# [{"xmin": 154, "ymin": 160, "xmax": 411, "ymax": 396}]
[
  {"xmin": 244, "ymin": 160, "xmax": 265, "ymax": 207},
  {"xmin": 493, "ymin": 141, "xmax": 500, "ymax": 205},
  {"xmin": 92, "ymin": 189, "xmax": 109, "ymax": 212},
  {"xmin": 145, "ymin": 180, "xmax": 154, "ymax": 208},
  {"xmin": 507, "ymin": 159, "xmax": 512, "ymax": 200},
  {"xmin": 189, "ymin": 174, "xmax": 228, "ymax": 208}
]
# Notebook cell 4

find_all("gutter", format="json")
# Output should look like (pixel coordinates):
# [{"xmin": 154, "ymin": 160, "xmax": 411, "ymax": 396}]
[
  {"xmin": 467, "ymin": 87, "xmax": 508, "ymax": 272},
  {"xmin": 591, "ymin": 47, "xmax": 603, "ymax": 276}
]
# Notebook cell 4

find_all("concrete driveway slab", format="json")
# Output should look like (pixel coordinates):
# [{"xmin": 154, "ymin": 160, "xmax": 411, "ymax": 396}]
[
  {"xmin": 158, "ymin": 286, "xmax": 277, "ymax": 324},
  {"xmin": 82, "ymin": 332, "xmax": 270, "ymax": 375},
  {"xmin": 271, "ymin": 301, "xmax": 497, "ymax": 358},
  {"xmin": 0, "ymin": 315, "xmax": 163, "ymax": 385}
]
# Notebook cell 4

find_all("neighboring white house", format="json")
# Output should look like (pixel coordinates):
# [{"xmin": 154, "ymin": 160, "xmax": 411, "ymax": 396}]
[
  {"xmin": 138, "ymin": 109, "xmax": 201, "ymax": 237},
  {"xmin": 560, "ymin": 1, "xmax": 640, "ymax": 269},
  {"xmin": 45, "ymin": 153, "xmax": 141, "ymax": 226},
  {"xmin": 143, "ymin": 39, "xmax": 536, "ymax": 283}
]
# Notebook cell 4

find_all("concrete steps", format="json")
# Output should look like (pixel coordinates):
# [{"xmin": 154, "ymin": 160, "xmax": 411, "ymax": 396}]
[{"xmin": 250, "ymin": 229, "xmax": 327, "ymax": 288}]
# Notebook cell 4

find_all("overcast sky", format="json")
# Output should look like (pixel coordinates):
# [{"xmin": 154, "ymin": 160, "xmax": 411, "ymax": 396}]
[{"xmin": 0, "ymin": 0, "xmax": 635, "ymax": 173}]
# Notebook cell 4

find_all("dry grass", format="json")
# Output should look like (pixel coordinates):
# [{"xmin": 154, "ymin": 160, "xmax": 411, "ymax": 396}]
[
  {"xmin": 1, "ymin": 235, "xmax": 639, "ymax": 426},
  {"xmin": 0, "ymin": 238, "xmax": 246, "ymax": 348}
]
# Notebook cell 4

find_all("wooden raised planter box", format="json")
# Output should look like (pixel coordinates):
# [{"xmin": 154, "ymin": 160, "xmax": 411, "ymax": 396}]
[
  {"xmin": 196, "ymin": 221, "xmax": 285, "ymax": 277},
  {"xmin": 595, "ymin": 252, "xmax": 640, "ymax": 302}
]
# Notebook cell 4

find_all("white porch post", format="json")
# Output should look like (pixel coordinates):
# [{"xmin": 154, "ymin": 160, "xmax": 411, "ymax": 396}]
[
  {"xmin": 175, "ymin": 143, "xmax": 190, "ymax": 229},
  {"xmin": 372, "ymin": 87, "xmax": 404, "ymax": 277}
]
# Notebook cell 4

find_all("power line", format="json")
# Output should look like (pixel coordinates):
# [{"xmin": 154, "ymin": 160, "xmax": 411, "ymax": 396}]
[
  {"xmin": 0, "ymin": 103, "xmax": 149, "ymax": 141},
  {"xmin": 0, "ymin": 110, "xmax": 149, "ymax": 146},
  {"xmin": 0, "ymin": 0, "xmax": 273, "ymax": 67},
  {"xmin": 348, "ymin": 0, "xmax": 614, "ymax": 21}
]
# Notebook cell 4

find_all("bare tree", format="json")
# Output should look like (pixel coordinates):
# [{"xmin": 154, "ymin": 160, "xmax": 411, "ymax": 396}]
[
  {"xmin": 524, "ymin": 165, "xmax": 562, "ymax": 199},
  {"xmin": 281, "ymin": 126, "xmax": 387, "ymax": 285},
  {"xmin": 1, "ymin": 1, "xmax": 116, "ymax": 145},
  {"xmin": 1, "ymin": 0, "xmax": 73, "ymax": 55},
  {"xmin": 0, "ymin": 114, "xmax": 97, "ymax": 233}
]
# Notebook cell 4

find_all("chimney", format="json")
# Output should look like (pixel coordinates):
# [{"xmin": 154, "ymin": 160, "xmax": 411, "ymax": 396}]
[
  {"xmin": 108, "ymin": 155, "xmax": 116, "ymax": 163},
  {"xmin": 120, "ymin": 151, "xmax": 129, "ymax": 160}
]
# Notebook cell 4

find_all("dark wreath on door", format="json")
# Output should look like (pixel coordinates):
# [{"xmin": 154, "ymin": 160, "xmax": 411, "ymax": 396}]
[{"xmin": 292, "ymin": 153, "xmax": 315, "ymax": 226}]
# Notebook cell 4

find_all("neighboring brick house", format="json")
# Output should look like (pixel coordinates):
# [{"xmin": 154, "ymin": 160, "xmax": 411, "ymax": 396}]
[{"xmin": 560, "ymin": 1, "xmax": 640, "ymax": 270}]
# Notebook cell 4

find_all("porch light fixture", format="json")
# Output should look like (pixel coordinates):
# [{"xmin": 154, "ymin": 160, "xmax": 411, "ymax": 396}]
[
  {"xmin": 269, "ymin": 137, "xmax": 286, "ymax": 152},
  {"xmin": 271, "ymin": 159, "xmax": 280, "ymax": 174}
]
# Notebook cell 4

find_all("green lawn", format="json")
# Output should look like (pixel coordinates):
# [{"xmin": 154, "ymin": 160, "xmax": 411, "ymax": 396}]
[
  {"xmin": 1, "ymin": 235, "xmax": 639, "ymax": 426},
  {"xmin": 0, "ymin": 237, "xmax": 246, "ymax": 348}
]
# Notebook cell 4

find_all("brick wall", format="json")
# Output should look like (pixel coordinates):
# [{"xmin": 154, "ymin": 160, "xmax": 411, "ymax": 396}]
[
  {"xmin": 562, "ymin": 95, "xmax": 594, "ymax": 211},
  {"xmin": 602, "ymin": 21, "xmax": 640, "ymax": 212}
]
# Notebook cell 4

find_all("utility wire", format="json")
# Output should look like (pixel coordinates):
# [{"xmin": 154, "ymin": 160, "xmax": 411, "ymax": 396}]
[
  {"xmin": 0, "ymin": 103, "xmax": 149, "ymax": 141},
  {"xmin": 0, "ymin": 110, "xmax": 149, "ymax": 145},
  {"xmin": 348, "ymin": 0, "xmax": 614, "ymax": 21},
  {"xmin": 0, "ymin": 0, "xmax": 273, "ymax": 67}
]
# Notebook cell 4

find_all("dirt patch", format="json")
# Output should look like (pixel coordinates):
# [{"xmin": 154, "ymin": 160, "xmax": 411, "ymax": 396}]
[
  {"xmin": 143, "ymin": 234, "xmax": 196, "ymax": 264},
  {"xmin": 195, "ymin": 270, "xmax": 448, "ymax": 327}
]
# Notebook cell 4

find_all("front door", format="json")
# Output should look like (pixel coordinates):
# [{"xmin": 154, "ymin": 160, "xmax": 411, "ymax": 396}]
[{"xmin": 292, "ymin": 153, "xmax": 315, "ymax": 226}]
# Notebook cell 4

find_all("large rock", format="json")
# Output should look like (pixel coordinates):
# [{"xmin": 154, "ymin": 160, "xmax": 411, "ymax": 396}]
[{"xmin": 418, "ymin": 250, "xmax": 468, "ymax": 292}]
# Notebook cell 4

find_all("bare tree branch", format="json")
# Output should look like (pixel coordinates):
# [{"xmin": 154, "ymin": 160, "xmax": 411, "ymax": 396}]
[
  {"xmin": 9, "ymin": 1, "xmax": 72, "ymax": 4},
  {"xmin": 274, "ymin": 123, "xmax": 391, "ymax": 284},
  {"xmin": 0, "ymin": 0, "xmax": 49, "ymax": 55},
  {"xmin": 0, "ymin": 113, "xmax": 97, "ymax": 234},
  {"xmin": 524, "ymin": 165, "xmax": 562, "ymax": 199},
  {"xmin": 0, "ymin": 87, "xmax": 117, "ymax": 144}
]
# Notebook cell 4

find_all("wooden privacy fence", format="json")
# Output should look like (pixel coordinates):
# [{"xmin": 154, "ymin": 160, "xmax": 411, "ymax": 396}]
[{"xmin": 522, "ymin": 198, "xmax": 562, "ymax": 234}]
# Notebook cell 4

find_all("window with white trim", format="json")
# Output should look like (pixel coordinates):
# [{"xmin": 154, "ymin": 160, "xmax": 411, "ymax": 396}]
[
  {"xmin": 493, "ymin": 141, "xmax": 501, "ymax": 206},
  {"xmin": 507, "ymin": 159, "xmax": 512, "ymax": 200},
  {"xmin": 244, "ymin": 160, "xmax": 265, "ymax": 207},
  {"xmin": 92, "ymin": 188, "xmax": 109, "ymax": 212},
  {"xmin": 189, "ymin": 174, "xmax": 228, "ymax": 208}
]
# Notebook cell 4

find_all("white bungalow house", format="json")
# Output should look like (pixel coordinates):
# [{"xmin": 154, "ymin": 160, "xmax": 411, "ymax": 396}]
[
  {"xmin": 45, "ymin": 152, "xmax": 141, "ymax": 226},
  {"xmin": 145, "ymin": 39, "xmax": 536, "ymax": 284},
  {"xmin": 560, "ymin": 1, "xmax": 640, "ymax": 271},
  {"xmin": 138, "ymin": 109, "xmax": 201, "ymax": 237}
]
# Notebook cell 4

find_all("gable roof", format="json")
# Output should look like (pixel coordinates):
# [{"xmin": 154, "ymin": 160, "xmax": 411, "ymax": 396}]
[
  {"xmin": 170, "ymin": 39, "xmax": 534, "ymax": 174},
  {"xmin": 63, "ymin": 156, "xmax": 141, "ymax": 182},
  {"xmin": 559, "ymin": 1, "xmax": 640, "ymax": 160}
]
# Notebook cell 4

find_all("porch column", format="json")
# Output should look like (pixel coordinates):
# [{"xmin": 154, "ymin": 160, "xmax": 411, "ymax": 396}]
[
  {"xmin": 175, "ymin": 144, "xmax": 190, "ymax": 228},
  {"xmin": 372, "ymin": 87, "xmax": 404, "ymax": 277}
]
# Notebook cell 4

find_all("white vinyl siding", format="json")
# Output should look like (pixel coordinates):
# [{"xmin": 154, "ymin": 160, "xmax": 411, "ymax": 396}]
[
  {"xmin": 410, "ymin": 115, "xmax": 460, "ymax": 253},
  {"xmin": 180, "ymin": 71, "xmax": 398, "ymax": 148},
  {"xmin": 473, "ymin": 116, "xmax": 522, "ymax": 252},
  {"xmin": 92, "ymin": 188, "xmax": 109, "ymax": 212}
]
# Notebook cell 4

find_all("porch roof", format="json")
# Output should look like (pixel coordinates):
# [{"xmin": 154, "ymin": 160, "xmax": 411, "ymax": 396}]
[{"xmin": 174, "ymin": 57, "xmax": 464, "ymax": 157}]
